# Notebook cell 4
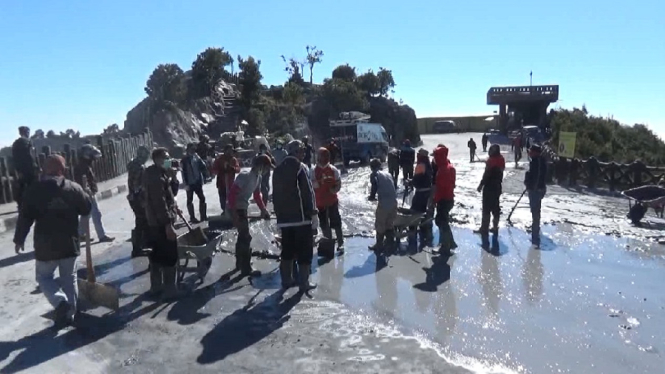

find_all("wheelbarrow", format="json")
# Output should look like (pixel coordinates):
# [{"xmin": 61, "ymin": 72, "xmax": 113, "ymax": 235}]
[
  {"xmin": 394, "ymin": 207, "xmax": 430, "ymax": 241},
  {"xmin": 622, "ymin": 185, "xmax": 665, "ymax": 224},
  {"xmin": 176, "ymin": 227, "xmax": 223, "ymax": 283}
]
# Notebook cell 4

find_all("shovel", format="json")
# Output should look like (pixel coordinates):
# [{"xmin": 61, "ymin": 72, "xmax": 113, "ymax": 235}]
[
  {"xmin": 506, "ymin": 189, "xmax": 527, "ymax": 223},
  {"xmin": 77, "ymin": 219, "xmax": 120, "ymax": 311},
  {"xmin": 177, "ymin": 211, "xmax": 208, "ymax": 244}
]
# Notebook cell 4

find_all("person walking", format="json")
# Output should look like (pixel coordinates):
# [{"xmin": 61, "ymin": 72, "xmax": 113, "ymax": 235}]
[
  {"xmin": 13, "ymin": 155, "xmax": 92, "ymax": 326},
  {"xmin": 273, "ymin": 140, "xmax": 318, "ymax": 292},
  {"xmin": 181, "ymin": 143, "xmax": 209, "ymax": 223},
  {"xmin": 126, "ymin": 146, "xmax": 151, "ymax": 257},
  {"xmin": 368, "ymin": 159, "xmax": 398, "ymax": 251},
  {"xmin": 399, "ymin": 139, "xmax": 416, "ymax": 182},
  {"xmin": 467, "ymin": 138, "xmax": 477, "ymax": 162},
  {"xmin": 143, "ymin": 148, "xmax": 181, "ymax": 299},
  {"xmin": 11, "ymin": 126, "xmax": 38, "ymax": 209},
  {"xmin": 525, "ymin": 144, "xmax": 547, "ymax": 247},
  {"xmin": 211, "ymin": 144, "xmax": 240, "ymax": 214},
  {"xmin": 513, "ymin": 136, "xmax": 523, "ymax": 166},
  {"xmin": 475, "ymin": 144, "xmax": 505, "ymax": 235},
  {"xmin": 74, "ymin": 144, "xmax": 114, "ymax": 243},
  {"xmin": 433, "ymin": 145, "xmax": 458, "ymax": 255},
  {"xmin": 481, "ymin": 133, "xmax": 489, "ymax": 152},
  {"xmin": 311, "ymin": 147, "xmax": 344, "ymax": 252},
  {"xmin": 387, "ymin": 148, "xmax": 401, "ymax": 189},
  {"xmin": 256, "ymin": 143, "xmax": 276, "ymax": 206},
  {"xmin": 227, "ymin": 155, "xmax": 272, "ymax": 277}
]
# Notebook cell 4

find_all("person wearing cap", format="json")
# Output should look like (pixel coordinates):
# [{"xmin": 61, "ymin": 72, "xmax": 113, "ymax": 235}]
[
  {"xmin": 74, "ymin": 144, "xmax": 115, "ymax": 243},
  {"xmin": 467, "ymin": 137, "xmax": 477, "ymax": 163},
  {"xmin": 524, "ymin": 144, "xmax": 547, "ymax": 247},
  {"xmin": 368, "ymin": 158, "xmax": 397, "ymax": 251},
  {"xmin": 127, "ymin": 145, "xmax": 151, "ymax": 257},
  {"xmin": 227, "ymin": 154, "xmax": 272, "ymax": 277},
  {"xmin": 399, "ymin": 139, "xmax": 416, "ymax": 183},
  {"xmin": 311, "ymin": 147, "xmax": 344, "ymax": 251},
  {"xmin": 432, "ymin": 145, "xmax": 458, "ymax": 255},
  {"xmin": 476, "ymin": 144, "xmax": 505, "ymax": 237},
  {"xmin": 273, "ymin": 140, "xmax": 317, "ymax": 291},
  {"xmin": 143, "ymin": 148, "xmax": 182, "ymax": 299},
  {"xmin": 181, "ymin": 143, "xmax": 210, "ymax": 223},
  {"xmin": 256, "ymin": 143, "xmax": 277, "ymax": 206},
  {"xmin": 407, "ymin": 149, "xmax": 434, "ymax": 247},
  {"xmin": 14, "ymin": 154, "xmax": 93, "ymax": 326},
  {"xmin": 212, "ymin": 144, "xmax": 240, "ymax": 214},
  {"xmin": 11, "ymin": 126, "xmax": 38, "ymax": 209}
]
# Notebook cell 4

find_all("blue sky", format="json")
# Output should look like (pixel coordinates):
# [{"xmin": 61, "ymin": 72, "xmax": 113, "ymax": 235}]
[{"xmin": 1, "ymin": 0, "xmax": 663, "ymax": 147}]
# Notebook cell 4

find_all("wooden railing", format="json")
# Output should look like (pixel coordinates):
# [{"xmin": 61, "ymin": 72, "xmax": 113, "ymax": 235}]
[{"xmin": 0, "ymin": 131, "xmax": 153, "ymax": 205}]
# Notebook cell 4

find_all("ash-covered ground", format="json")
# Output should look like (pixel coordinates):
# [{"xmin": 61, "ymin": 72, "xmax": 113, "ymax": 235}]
[{"xmin": 0, "ymin": 134, "xmax": 663, "ymax": 374}]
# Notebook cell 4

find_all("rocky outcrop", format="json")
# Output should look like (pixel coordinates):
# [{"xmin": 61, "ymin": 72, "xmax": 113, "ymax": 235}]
[{"xmin": 368, "ymin": 96, "xmax": 420, "ymax": 146}]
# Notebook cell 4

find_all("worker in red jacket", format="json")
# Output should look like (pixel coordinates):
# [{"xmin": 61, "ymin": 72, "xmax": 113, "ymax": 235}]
[
  {"xmin": 211, "ymin": 144, "xmax": 240, "ymax": 214},
  {"xmin": 311, "ymin": 147, "xmax": 344, "ymax": 251},
  {"xmin": 432, "ymin": 145, "xmax": 457, "ymax": 255}
]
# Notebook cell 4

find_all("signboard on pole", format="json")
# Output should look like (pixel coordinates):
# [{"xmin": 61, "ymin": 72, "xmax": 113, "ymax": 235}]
[{"xmin": 558, "ymin": 132, "xmax": 577, "ymax": 158}]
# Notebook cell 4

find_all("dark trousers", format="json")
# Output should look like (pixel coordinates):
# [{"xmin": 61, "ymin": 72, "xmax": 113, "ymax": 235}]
[
  {"xmin": 402, "ymin": 164, "xmax": 414, "ymax": 181},
  {"xmin": 388, "ymin": 165, "xmax": 399, "ymax": 188},
  {"xmin": 280, "ymin": 224, "xmax": 314, "ymax": 265},
  {"xmin": 318, "ymin": 202, "xmax": 342, "ymax": 239},
  {"xmin": 261, "ymin": 170, "xmax": 270, "ymax": 205},
  {"xmin": 482, "ymin": 142, "xmax": 487, "ymax": 152},
  {"xmin": 470, "ymin": 149, "xmax": 476, "ymax": 162},
  {"xmin": 129, "ymin": 197, "xmax": 149, "ymax": 251},
  {"xmin": 481, "ymin": 192, "xmax": 501, "ymax": 230},
  {"xmin": 409, "ymin": 190, "xmax": 433, "ymax": 238},
  {"xmin": 528, "ymin": 189, "xmax": 546, "ymax": 245},
  {"xmin": 234, "ymin": 209, "xmax": 252, "ymax": 270},
  {"xmin": 435, "ymin": 199, "xmax": 457, "ymax": 250},
  {"xmin": 15, "ymin": 173, "xmax": 36, "ymax": 209},
  {"xmin": 218, "ymin": 187, "xmax": 227, "ymax": 212},
  {"xmin": 148, "ymin": 225, "xmax": 178, "ymax": 267},
  {"xmin": 186, "ymin": 182, "xmax": 206, "ymax": 219}
]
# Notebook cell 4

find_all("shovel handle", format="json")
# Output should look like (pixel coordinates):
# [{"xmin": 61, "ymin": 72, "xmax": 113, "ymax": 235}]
[
  {"xmin": 177, "ymin": 210, "xmax": 193, "ymax": 231},
  {"xmin": 84, "ymin": 214, "xmax": 96, "ymax": 283}
]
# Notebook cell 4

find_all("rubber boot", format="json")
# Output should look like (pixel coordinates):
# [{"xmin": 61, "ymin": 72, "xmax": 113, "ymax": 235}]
[
  {"xmin": 369, "ymin": 232, "xmax": 385, "ymax": 251},
  {"xmin": 239, "ymin": 254, "xmax": 261, "ymax": 277},
  {"xmin": 280, "ymin": 259, "xmax": 296, "ymax": 289},
  {"xmin": 161, "ymin": 266, "xmax": 179, "ymax": 300},
  {"xmin": 385, "ymin": 230, "xmax": 396, "ymax": 254},
  {"xmin": 334, "ymin": 227, "xmax": 345, "ymax": 252},
  {"xmin": 199, "ymin": 202, "xmax": 208, "ymax": 221},
  {"xmin": 149, "ymin": 262, "xmax": 164, "ymax": 296},
  {"xmin": 187, "ymin": 204, "xmax": 199, "ymax": 223},
  {"xmin": 298, "ymin": 263, "xmax": 317, "ymax": 292},
  {"xmin": 131, "ymin": 229, "xmax": 147, "ymax": 257}
]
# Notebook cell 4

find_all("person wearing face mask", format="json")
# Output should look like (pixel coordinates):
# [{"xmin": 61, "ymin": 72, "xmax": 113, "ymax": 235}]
[
  {"xmin": 181, "ymin": 143, "xmax": 209, "ymax": 223},
  {"xmin": 256, "ymin": 143, "xmax": 276, "ymax": 206},
  {"xmin": 311, "ymin": 147, "xmax": 344, "ymax": 252},
  {"xmin": 227, "ymin": 154, "xmax": 272, "ymax": 277},
  {"xmin": 272, "ymin": 141, "xmax": 287, "ymax": 166},
  {"xmin": 143, "ymin": 148, "xmax": 182, "ymax": 299},
  {"xmin": 127, "ymin": 146, "xmax": 151, "ymax": 257},
  {"xmin": 13, "ymin": 154, "xmax": 92, "ymax": 326}
]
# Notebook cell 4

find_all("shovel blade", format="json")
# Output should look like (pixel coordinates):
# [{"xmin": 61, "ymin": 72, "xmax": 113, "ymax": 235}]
[{"xmin": 78, "ymin": 278, "xmax": 120, "ymax": 311}]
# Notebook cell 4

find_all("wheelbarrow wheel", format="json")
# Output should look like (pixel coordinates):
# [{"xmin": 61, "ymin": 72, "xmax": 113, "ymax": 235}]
[{"xmin": 628, "ymin": 203, "xmax": 647, "ymax": 225}]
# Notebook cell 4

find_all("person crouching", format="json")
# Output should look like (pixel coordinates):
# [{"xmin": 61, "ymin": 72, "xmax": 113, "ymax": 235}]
[
  {"xmin": 273, "ymin": 140, "xmax": 318, "ymax": 292},
  {"xmin": 368, "ymin": 159, "xmax": 398, "ymax": 251},
  {"xmin": 312, "ymin": 147, "xmax": 344, "ymax": 252}
]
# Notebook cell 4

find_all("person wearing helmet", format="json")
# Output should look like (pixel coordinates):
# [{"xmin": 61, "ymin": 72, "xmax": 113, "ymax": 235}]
[
  {"xmin": 432, "ymin": 145, "xmax": 457, "ymax": 255},
  {"xmin": 368, "ymin": 158, "xmax": 397, "ymax": 251},
  {"xmin": 311, "ymin": 147, "xmax": 344, "ymax": 252},
  {"xmin": 302, "ymin": 136, "xmax": 314, "ymax": 168},
  {"xmin": 127, "ymin": 145, "xmax": 151, "ymax": 257},
  {"xmin": 476, "ymin": 144, "xmax": 505, "ymax": 239},
  {"xmin": 273, "ymin": 140, "xmax": 317, "ymax": 292},
  {"xmin": 227, "ymin": 154, "xmax": 272, "ymax": 277},
  {"xmin": 467, "ymin": 138, "xmax": 477, "ymax": 163},
  {"xmin": 399, "ymin": 139, "xmax": 416, "ymax": 183},
  {"xmin": 74, "ymin": 144, "xmax": 114, "ymax": 243}
]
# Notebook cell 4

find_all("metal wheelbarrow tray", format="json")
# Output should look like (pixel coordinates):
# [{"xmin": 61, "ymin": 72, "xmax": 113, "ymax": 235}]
[
  {"xmin": 621, "ymin": 185, "xmax": 665, "ymax": 223},
  {"xmin": 176, "ymin": 228, "xmax": 223, "ymax": 283},
  {"xmin": 394, "ymin": 207, "xmax": 428, "ymax": 240}
]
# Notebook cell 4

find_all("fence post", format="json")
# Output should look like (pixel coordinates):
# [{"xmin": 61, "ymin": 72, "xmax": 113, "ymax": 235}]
[{"xmin": 0, "ymin": 158, "xmax": 10, "ymax": 205}]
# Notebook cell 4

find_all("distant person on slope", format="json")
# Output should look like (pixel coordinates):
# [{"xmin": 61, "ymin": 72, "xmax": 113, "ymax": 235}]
[
  {"xmin": 311, "ymin": 147, "xmax": 344, "ymax": 252},
  {"xmin": 126, "ymin": 145, "xmax": 151, "ymax": 257},
  {"xmin": 368, "ymin": 159, "xmax": 397, "ymax": 251},
  {"xmin": 212, "ymin": 144, "xmax": 240, "ymax": 214},
  {"xmin": 12, "ymin": 126, "xmax": 38, "ymax": 209},
  {"xmin": 432, "ymin": 145, "xmax": 457, "ymax": 255},
  {"xmin": 181, "ymin": 143, "xmax": 210, "ymax": 223},
  {"xmin": 476, "ymin": 144, "xmax": 505, "ymax": 236},
  {"xmin": 387, "ymin": 148, "xmax": 401, "ymax": 189},
  {"xmin": 399, "ymin": 139, "xmax": 416, "ymax": 182},
  {"xmin": 525, "ymin": 144, "xmax": 547, "ymax": 247},
  {"xmin": 13, "ymin": 154, "xmax": 92, "ymax": 327},
  {"xmin": 74, "ymin": 144, "xmax": 114, "ymax": 243},
  {"xmin": 467, "ymin": 138, "xmax": 477, "ymax": 162}
]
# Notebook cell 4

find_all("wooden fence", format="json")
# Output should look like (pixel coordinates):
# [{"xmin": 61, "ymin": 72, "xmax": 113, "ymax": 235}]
[{"xmin": 0, "ymin": 131, "xmax": 153, "ymax": 205}]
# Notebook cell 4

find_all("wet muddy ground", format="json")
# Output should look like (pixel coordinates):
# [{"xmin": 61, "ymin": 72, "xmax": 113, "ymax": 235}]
[{"xmin": 0, "ymin": 134, "xmax": 663, "ymax": 373}]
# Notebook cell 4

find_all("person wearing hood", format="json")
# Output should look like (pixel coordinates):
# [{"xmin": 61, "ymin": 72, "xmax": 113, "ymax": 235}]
[
  {"xmin": 256, "ymin": 143, "xmax": 276, "ymax": 206},
  {"xmin": 144, "ymin": 148, "xmax": 182, "ymax": 299},
  {"xmin": 13, "ymin": 155, "xmax": 92, "ymax": 326},
  {"xmin": 75, "ymin": 144, "xmax": 114, "ymax": 243},
  {"xmin": 467, "ymin": 138, "xmax": 477, "ymax": 163},
  {"xmin": 212, "ymin": 144, "xmax": 240, "ymax": 214},
  {"xmin": 12, "ymin": 126, "xmax": 38, "ymax": 209},
  {"xmin": 399, "ymin": 139, "xmax": 416, "ymax": 182},
  {"xmin": 432, "ymin": 145, "xmax": 458, "ymax": 255},
  {"xmin": 181, "ymin": 143, "xmax": 210, "ymax": 223},
  {"xmin": 524, "ymin": 144, "xmax": 547, "ymax": 247},
  {"xmin": 127, "ymin": 145, "xmax": 151, "ymax": 257},
  {"xmin": 476, "ymin": 144, "xmax": 505, "ymax": 235},
  {"xmin": 272, "ymin": 141, "xmax": 288, "ymax": 166},
  {"xmin": 311, "ymin": 147, "xmax": 344, "ymax": 252},
  {"xmin": 368, "ymin": 158, "xmax": 397, "ymax": 251},
  {"xmin": 387, "ymin": 148, "xmax": 401, "ymax": 189},
  {"xmin": 273, "ymin": 140, "xmax": 317, "ymax": 292},
  {"xmin": 227, "ymin": 154, "xmax": 272, "ymax": 277},
  {"xmin": 408, "ymin": 149, "xmax": 434, "ymax": 247}
]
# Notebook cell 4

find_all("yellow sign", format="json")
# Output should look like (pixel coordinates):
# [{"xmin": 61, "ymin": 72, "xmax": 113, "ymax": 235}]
[{"xmin": 558, "ymin": 132, "xmax": 577, "ymax": 158}]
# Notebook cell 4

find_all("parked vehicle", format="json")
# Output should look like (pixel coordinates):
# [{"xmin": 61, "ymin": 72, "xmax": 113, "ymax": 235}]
[
  {"xmin": 329, "ymin": 114, "xmax": 389, "ymax": 166},
  {"xmin": 433, "ymin": 120, "xmax": 457, "ymax": 133}
]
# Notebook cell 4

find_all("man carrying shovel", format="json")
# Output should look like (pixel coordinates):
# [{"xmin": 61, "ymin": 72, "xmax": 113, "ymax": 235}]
[{"xmin": 13, "ymin": 154, "xmax": 92, "ymax": 326}]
